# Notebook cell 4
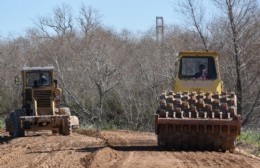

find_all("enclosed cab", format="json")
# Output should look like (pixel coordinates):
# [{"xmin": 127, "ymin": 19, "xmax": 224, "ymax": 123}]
[
  {"xmin": 155, "ymin": 51, "xmax": 241, "ymax": 152},
  {"xmin": 5, "ymin": 66, "xmax": 79, "ymax": 137},
  {"xmin": 22, "ymin": 67, "xmax": 56, "ymax": 116},
  {"xmin": 174, "ymin": 52, "xmax": 222, "ymax": 93}
]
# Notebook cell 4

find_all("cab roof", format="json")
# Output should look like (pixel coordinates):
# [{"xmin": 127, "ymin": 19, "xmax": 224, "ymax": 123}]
[
  {"xmin": 21, "ymin": 66, "xmax": 54, "ymax": 71},
  {"xmin": 178, "ymin": 51, "xmax": 218, "ymax": 58}
]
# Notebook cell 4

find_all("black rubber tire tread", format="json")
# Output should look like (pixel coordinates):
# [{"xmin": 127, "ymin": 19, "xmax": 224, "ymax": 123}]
[
  {"xmin": 8, "ymin": 109, "xmax": 25, "ymax": 137},
  {"xmin": 5, "ymin": 115, "xmax": 13, "ymax": 136},
  {"xmin": 60, "ymin": 116, "xmax": 72, "ymax": 136},
  {"xmin": 5, "ymin": 114, "xmax": 12, "ymax": 135}
]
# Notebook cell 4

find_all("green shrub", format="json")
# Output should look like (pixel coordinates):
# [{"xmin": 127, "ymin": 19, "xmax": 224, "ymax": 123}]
[
  {"xmin": 100, "ymin": 122, "xmax": 117, "ymax": 130},
  {"xmin": 237, "ymin": 130, "xmax": 260, "ymax": 156},
  {"xmin": 238, "ymin": 131, "xmax": 260, "ymax": 146}
]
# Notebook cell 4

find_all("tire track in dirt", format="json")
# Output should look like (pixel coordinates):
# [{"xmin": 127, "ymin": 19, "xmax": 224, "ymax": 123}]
[
  {"xmin": 0, "ymin": 131, "xmax": 105, "ymax": 168},
  {"xmin": 81, "ymin": 130, "xmax": 260, "ymax": 168},
  {"xmin": 1, "ymin": 129, "xmax": 260, "ymax": 168}
]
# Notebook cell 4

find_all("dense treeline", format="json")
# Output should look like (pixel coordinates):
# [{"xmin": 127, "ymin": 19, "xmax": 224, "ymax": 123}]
[{"xmin": 0, "ymin": 0, "xmax": 259, "ymax": 130}]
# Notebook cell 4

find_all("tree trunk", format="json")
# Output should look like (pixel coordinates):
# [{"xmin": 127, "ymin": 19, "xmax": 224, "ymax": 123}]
[{"xmin": 226, "ymin": 0, "xmax": 243, "ymax": 115}]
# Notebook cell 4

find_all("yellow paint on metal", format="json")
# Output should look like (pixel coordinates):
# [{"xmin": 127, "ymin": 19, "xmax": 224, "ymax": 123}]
[{"xmin": 173, "ymin": 51, "xmax": 223, "ymax": 94}]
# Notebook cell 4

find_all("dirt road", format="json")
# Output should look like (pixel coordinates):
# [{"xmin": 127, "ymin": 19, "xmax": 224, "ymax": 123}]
[{"xmin": 0, "ymin": 129, "xmax": 259, "ymax": 168}]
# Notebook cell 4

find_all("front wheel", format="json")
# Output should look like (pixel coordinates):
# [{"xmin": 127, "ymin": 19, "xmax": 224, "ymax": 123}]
[{"xmin": 59, "ymin": 117, "xmax": 72, "ymax": 136}]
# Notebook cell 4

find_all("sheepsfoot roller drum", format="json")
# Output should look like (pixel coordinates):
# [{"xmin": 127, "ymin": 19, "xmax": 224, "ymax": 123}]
[
  {"xmin": 155, "ymin": 91, "xmax": 241, "ymax": 152},
  {"xmin": 155, "ymin": 52, "xmax": 241, "ymax": 152}
]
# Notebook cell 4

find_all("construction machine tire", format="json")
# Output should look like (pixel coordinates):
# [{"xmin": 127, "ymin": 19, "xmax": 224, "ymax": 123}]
[
  {"xmin": 5, "ymin": 115, "xmax": 12, "ymax": 134},
  {"xmin": 59, "ymin": 107, "xmax": 71, "ymax": 116},
  {"xmin": 60, "ymin": 116, "xmax": 72, "ymax": 136},
  {"xmin": 157, "ymin": 91, "xmax": 239, "ymax": 152},
  {"xmin": 7, "ymin": 109, "xmax": 25, "ymax": 137}
]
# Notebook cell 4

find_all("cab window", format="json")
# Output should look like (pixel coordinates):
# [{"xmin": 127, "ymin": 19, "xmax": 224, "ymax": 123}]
[
  {"xmin": 178, "ymin": 57, "xmax": 217, "ymax": 80},
  {"xmin": 26, "ymin": 72, "xmax": 51, "ymax": 87}
]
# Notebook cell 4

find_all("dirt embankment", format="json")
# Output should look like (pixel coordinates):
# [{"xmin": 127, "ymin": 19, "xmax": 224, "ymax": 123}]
[{"xmin": 0, "ymin": 129, "xmax": 259, "ymax": 168}]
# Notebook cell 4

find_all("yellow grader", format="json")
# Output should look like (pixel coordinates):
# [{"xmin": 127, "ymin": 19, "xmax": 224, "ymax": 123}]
[
  {"xmin": 155, "ymin": 51, "xmax": 241, "ymax": 152},
  {"xmin": 5, "ymin": 66, "xmax": 79, "ymax": 137}
]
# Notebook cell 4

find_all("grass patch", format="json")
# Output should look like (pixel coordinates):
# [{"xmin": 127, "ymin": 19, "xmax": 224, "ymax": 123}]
[
  {"xmin": 79, "ymin": 121, "xmax": 118, "ymax": 131},
  {"xmin": 100, "ymin": 122, "xmax": 117, "ymax": 131},
  {"xmin": 237, "ymin": 131, "xmax": 260, "ymax": 157},
  {"xmin": 238, "ymin": 131, "xmax": 260, "ymax": 146}
]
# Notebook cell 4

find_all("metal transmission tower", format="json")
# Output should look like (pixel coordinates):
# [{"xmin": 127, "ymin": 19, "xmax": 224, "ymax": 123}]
[{"xmin": 156, "ymin": 16, "xmax": 164, "ymax": 42}]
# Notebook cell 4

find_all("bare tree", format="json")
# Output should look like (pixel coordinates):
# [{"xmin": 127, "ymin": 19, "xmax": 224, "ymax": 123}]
[
  {"xmin": 78, "ymin": 5, "xmax": 101, "ymax": 36},
  {"xmin": 212, "ymin": 0, "xmax": 259, "ymax": 124},
  {"xmin": 35, "ymin": 4, "xmax": 74, "ymax": 38},
  {"xmin": 2, "ymin": 2, "xmax": 258, "ymax": 130},
  {"xmin": 177, "ymin": 0, "xmax": 209, "ymax": 51},
  {"xmin": 85, "ymin": 32, "xmax": 122, "ymax": 122}
]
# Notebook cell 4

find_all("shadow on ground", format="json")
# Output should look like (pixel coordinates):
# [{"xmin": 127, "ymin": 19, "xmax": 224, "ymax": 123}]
[{"xmin": 0, "ymin": 136, "xmax": 13, "ymax": 144}]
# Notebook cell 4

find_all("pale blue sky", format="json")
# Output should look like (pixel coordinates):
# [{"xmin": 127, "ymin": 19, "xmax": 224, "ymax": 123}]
[
  {"xmin": 0, "ymin": 0, "xmax": 179, "ymax": 37},
  {"xmin": 1, "ymin": 0, "xmax": 258, "ymax": 38}
]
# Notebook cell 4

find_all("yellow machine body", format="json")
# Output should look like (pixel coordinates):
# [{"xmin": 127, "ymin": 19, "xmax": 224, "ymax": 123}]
[
  {"xmin": 155, "ymin": 51, "xmax": 241, "ymax": 152},
  {"xmin": 5, "ymin": 66, "xmax": 79, "ymax": 137},
  {"xmin": 173, "ymin": 51, "xmax": 223, "ymax": 94}
]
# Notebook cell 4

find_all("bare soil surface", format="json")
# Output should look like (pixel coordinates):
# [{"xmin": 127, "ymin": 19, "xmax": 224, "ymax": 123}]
[{"xmin": 0, "ymin": 129, "xmax": 259, "ymax": 168}]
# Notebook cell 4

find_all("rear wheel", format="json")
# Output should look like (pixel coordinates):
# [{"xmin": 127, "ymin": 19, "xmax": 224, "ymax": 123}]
[
  {"xmin": 5, "ymin": 114, "xmax": 12, "ymax": 135},
  {"xmin": 8, "ymin": 110, "xmax": 25, "ymax": 137}
]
